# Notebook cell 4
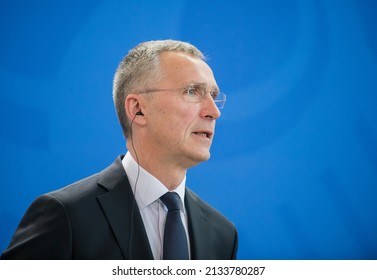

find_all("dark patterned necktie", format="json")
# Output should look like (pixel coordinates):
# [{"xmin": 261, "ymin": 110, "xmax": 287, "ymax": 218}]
[{"xmin": 160, "ymin": 192, "xmax": 189, "ymax": 260}]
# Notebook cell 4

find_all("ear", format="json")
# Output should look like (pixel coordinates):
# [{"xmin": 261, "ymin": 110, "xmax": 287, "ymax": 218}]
[{"xmin": 125, "ymin": 94, "xmax": 147, "ymax": 124}]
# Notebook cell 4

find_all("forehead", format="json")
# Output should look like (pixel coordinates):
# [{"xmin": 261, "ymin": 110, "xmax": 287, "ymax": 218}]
[{"xmin": 157, "ymin": 52, "xmax": 218, "ymax": 88}]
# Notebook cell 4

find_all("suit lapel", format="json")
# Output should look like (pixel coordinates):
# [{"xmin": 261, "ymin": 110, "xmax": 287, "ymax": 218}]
[
  {"xmin": 185, "ymin": 188, "xmax": 210, "ymax": 260},
  {"xmin": 96, "ymin": 156, "xmax": 153, "ymax": 260}
]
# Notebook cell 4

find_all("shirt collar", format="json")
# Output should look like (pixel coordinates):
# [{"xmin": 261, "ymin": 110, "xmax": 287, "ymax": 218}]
[{"xmin": 121, "ymin": 152, "xmax": 186, "ymax": 210}]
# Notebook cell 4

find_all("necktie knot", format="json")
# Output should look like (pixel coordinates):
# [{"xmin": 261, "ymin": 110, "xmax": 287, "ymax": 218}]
[{"xmin": 160, "ymin": 192, "xmax": 181, "ymax": 211}]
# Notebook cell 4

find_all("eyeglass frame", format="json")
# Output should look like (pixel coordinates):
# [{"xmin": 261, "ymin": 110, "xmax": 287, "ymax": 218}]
[{"xmin": 135, "ymin": 83, "xmax": 226, "ymax": 109}]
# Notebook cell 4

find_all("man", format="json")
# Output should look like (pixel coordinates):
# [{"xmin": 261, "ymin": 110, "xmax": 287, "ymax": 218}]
[{"xmin": 1, "ymin": 40, "xmax": 238, "ymax": 260}]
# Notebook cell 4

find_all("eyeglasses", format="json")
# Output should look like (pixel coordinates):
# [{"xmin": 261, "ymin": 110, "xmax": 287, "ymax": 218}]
[{"xmin": 137, "ymin": 83, "xmax": 226, "ymax": 109}]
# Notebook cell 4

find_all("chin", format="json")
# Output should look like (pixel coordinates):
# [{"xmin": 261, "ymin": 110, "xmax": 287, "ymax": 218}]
[{"xmin": 188, "ymin": 152, "xmax": 211, "ymax": 167}]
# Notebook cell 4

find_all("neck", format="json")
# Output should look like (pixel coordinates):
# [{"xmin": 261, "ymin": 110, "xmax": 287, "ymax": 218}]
[{"xmin": 127, "ymin": 141, "xmax": 187, "ymax": 191}]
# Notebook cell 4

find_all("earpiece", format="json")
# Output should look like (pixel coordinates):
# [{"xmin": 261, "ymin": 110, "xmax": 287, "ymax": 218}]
[{"xmin": 129, "ymin": 110, "xmax": 142, "ymax": 258}]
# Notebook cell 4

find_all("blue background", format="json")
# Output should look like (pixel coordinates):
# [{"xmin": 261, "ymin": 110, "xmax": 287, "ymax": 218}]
[{"xmin": 1, "ymin": 0, "xmax": 376, "ymax": 259}]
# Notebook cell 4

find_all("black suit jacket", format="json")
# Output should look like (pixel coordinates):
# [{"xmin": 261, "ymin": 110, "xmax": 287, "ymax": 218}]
[{"xmin": 1, "ymin": 156, "xmax": 238, "ymax": 259}]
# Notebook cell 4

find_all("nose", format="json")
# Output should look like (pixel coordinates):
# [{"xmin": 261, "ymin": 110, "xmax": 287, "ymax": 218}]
[{"xmin": 201, "ymin": 95, "xmax": 221, "ymax": 120}]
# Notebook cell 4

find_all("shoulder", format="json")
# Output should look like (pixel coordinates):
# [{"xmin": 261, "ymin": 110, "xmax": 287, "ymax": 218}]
[
  {"xmin": 185, "ymin": 187, "xmax": 236, "ymax": 230},
  {"xmin": 47, "ymin": 155, "xmax": 126, "ymax": 204},
  {"xmin": 35, "ymin": 155, "xmax": 128, "ymax": 214},
  {"xmin": 47, "ymin": 172, "xmax": 103, "ymax": 205},
  {"xmin": 185, "ymin": 187, "xmax": 238, "ymax": 259}
]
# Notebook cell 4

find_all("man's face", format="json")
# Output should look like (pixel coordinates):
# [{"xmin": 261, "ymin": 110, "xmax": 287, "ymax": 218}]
[{"xmin": 142, "ymin": 52, "xmax": 221, "ymax": 169}]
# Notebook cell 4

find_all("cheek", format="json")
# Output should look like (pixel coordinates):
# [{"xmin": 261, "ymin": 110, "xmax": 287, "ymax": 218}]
[
  {"xmin": 174, "ymin": 108, "xmax": 198, "ymax": 135},
  {"xmin": 159, "ymin": 112, "xmax": 197, "ymax": 145},
  {"xmin": 150, "ymin": 97, "xmax": 199, "ymax": 138}
]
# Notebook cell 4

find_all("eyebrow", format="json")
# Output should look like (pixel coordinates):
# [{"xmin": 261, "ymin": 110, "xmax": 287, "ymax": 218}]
[{"xmin": 188, "ymin": 81, "xmax": 220, "ymax": 92}]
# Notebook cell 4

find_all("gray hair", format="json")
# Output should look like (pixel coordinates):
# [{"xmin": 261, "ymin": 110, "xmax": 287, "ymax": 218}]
[{"xmin": 113, "ymin": 39, "xmax": 205, "ymax": 138}]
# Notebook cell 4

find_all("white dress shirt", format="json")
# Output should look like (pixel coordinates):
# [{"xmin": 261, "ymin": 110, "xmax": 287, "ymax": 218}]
[{"xmin": 121, "ymin": 152, "xmax": 190, "ymax": 260}]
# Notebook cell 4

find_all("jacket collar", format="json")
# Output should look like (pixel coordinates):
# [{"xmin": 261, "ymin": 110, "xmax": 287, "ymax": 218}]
[
  {"xmin": 96, "ymin": 156, "xmax": 154, "ymax": 260},
  {"xmin": 185, "ymin": 188, "xmax": 209, "ymax": 259}
]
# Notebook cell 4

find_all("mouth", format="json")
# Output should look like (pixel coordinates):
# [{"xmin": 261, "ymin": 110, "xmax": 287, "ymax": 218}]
[{"xmin": 193, "ymin": 131, "xmax": 213, "ymax": 139}]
